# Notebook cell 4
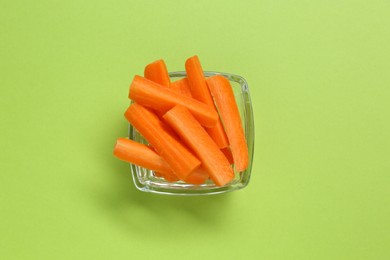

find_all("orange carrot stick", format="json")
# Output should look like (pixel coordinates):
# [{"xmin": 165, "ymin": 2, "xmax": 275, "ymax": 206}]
[
  {"xmin": 170, "ymin": 78, "xmax": 192, "ymax": 98},
  {"xmin": 163, "ymin": 105, "xmax": 234, "ymax": 186},
  {"xmin": 144, "ymin": 115, "xmax": 204, "ymax": 184},
  {"xmin": 152, "ymin": 148, "xmax": 200, "ymax": 183},
  {"xmin": 185, "ymin": 167, "xmax": 209, "ymax": 185},
  {"xmin": 185, "ymin": 55, "xmax": 229, "ymax": 148},
  {"xmin": 125, "ymin": 103, "xmax": 200, "ymax": 180},
  {"xmin": 207, "ymin": 75, "xmax": 248, "ymax": 172},
  {"xmin": 144, "ymin": 59, "xmax": 170, "ymax": 117},
  {"xmin": 220, "ymin": 147, "xmax": 234, "ymax": 165},
  {"xmin": 144, "ymin": 145, "xmax": 179, "ymax": 182},
  {"xmin": 129, "ymin": 75, "xmax": 218, "ymax": 128},
  {"xmin": 144, "ymin": 59, "xmax": 171, "ymax": 87},
  {"xmin": 113, "ymin": 138, "xmax": 173, "ymax": 176},
  {"xmin": 154, "ymin": 171, "xmax": 180, "ymax": 182}
]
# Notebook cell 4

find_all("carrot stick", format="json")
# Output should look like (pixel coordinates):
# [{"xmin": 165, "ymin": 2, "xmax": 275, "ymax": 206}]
[
  {"xmin": 163, "ymin": 105, "xmax": 234, "ymax": 186},
  {"xmin": 170, "ymin": 78, "xmax": 192, "ymax": 98},
  {"xmin": 185, "ymin": 55, "xmax": 209, "ymax": 101},
  {"xmin": 154, "ymin": 171, "xmax": 180, "ymax": 182},
  {"xmin": 129, "ymin": 75, "xmax": 218, "ymax": 128},
  {"xmin": 113, "ymin": 138, "xmax": 173, "ymax": 176},
  {"xmin": 144, "ymin": 59, "xmax": 171, "ymax": 87},
  {"xmin": 220, "ymin": 147, "xmax": 234, "ymax": 165},
  {"xmin": 151, "ymin": 145, "xmax": 202, "ymax": 183},
  {"xmin": 144, "ymin": 144, "xmax": 179, "ymax": 182},
  {"xmin": 125, "ymin": 103, "xmax": 200, "ymax": 180},
  {"xmin": 185, "ymin": 55, "xmax": 229, "ymax": 148},
  {"xmin": 206, "ymin": 75, "xmax": 248, "ymax": 172},
  {"xmin": 144, "ymin": 59, "xmax": 170, "ymax": 117},
  {"xmin": 185, "ymin": 167, "xmax": 209, "ymax": 185}
]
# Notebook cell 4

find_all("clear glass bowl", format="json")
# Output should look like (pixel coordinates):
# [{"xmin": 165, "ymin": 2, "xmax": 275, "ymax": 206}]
[{"xmin": 128, "ymin": 71, "xmax": 254, "ymax": 195}]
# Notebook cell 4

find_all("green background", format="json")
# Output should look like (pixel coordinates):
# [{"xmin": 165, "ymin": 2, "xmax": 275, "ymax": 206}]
[{"xmin": 1, "ymin": 0, "xmax": 389, "ymax": 259}]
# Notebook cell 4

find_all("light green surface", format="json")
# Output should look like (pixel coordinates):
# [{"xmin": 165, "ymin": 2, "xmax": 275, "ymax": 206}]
[{"xmin": 1, "ymin": 0, "xmax": 389, "ymax": 259}]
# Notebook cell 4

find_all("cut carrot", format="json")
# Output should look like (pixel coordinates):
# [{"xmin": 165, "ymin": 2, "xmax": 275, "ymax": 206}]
[
  {"xmin": 207, "ymin": 75, "xmax": 248, "ymax": 172},
  {"xmin": 170, "ymin": 78, "xmax": 192, "ymax": 98},
  {"xmin": 154, "ymin": 171, "xmax": 180, "ymax": 182},
  {"xmin": 125, "ymin": 103, "xmax": 200, "ymax": 180},
  {"xmin": 129, "ymin": 75, "xmax": 218, "ymax": 127},
  {"xmin": 221, "ymin": 147, "xmax": 234, "ymax": 165},
  {"xmin": 144, "ymin": 59, "xmax": 170, "ymax": 87},
  {"xmin": 144, "ymin": 59, "xmax": 170, "ymax": 117},
  {"xmin": 185, "ymin": 55, "xmax": 229, "ymax": 148},
  {"xmin": 163, "ymin": 105, "xmax": 234, "ymax": 186},
  {"xmin": 185, "ymin": 167, "xmax": 209, "ymax": 185},
  {"xmin": 145, "ymin": 137, "xmax": 180, "ymax": 182},
  {"xmin": 185, "ymin": 55, "xmax": 209, "ymax": 101},
  {"xmin": 145, "ymin": 144, "xmax": 179, "ymax": 182},
  {"xmin": 113, "ymin": 138, "xmax": 173, "ymax": 176}
]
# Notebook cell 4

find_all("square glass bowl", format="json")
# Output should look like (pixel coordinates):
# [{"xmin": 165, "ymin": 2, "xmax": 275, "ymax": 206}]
[{"xmin": 128, "ymin": 71, "xmax": 254, "ymax": 195}]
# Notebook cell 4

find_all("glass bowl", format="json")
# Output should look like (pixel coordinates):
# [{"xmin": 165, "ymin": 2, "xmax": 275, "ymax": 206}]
[{"xmin": 128, "ymin": 71, "xmax": 254, "ymax": 195}]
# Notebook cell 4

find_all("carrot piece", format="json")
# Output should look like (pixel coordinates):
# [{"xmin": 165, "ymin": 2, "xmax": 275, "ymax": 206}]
[
  {"xmin": 113, "ymin": 138, "xmax": 173, "ymax": 176},
  {"xmin": 144, "ymin": 59, "xmax": 171, "ymax": 87},
  {"xmin": 144, "ymin": 59, "xmax": 170, "ymax": 117},
  {"xmin": 221, "ymin": 147, "xmax": 234, "ymax": 165},
  {"xmin": 184, "ymin": 55, "xmax": 209, "ymax": 101},
  {"xmin": 145, "ymin": 145, "xmax": 179, "ymax": 182},
  {"xmin": 185, "ymin": 165, "xmax": 209, "ymax": 185},
  {"xmin": 163, "ymin": 105, "xmax": 234, "ymax": 186},
  {"xmin": 185, "ymin": 167, "xmax": 209, "ymax": 185},
  {"xmin": 125, "ymin": 103, "xmax": 200, "ymax": 180},
  {"xmin": 206, "ymin": 75, "xmax": 249, "ymax": 172},
  {"xmin": 170, "ymin": 78, "xmax": 192, "ymax": 98},
  {"xmin": 129, "ymin": 75, "xmax": 218, "ymax": 128},
  {"xmin": 154, "ymin": 171, "xmax": 180, "ymax": 182},
  {"xmin": 185, "ymin": 55, "xmax": 229, "ymax": 148},
  {"xmin": 150, "ymin": 137, "xmax": 203, "ymax": 183}
]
